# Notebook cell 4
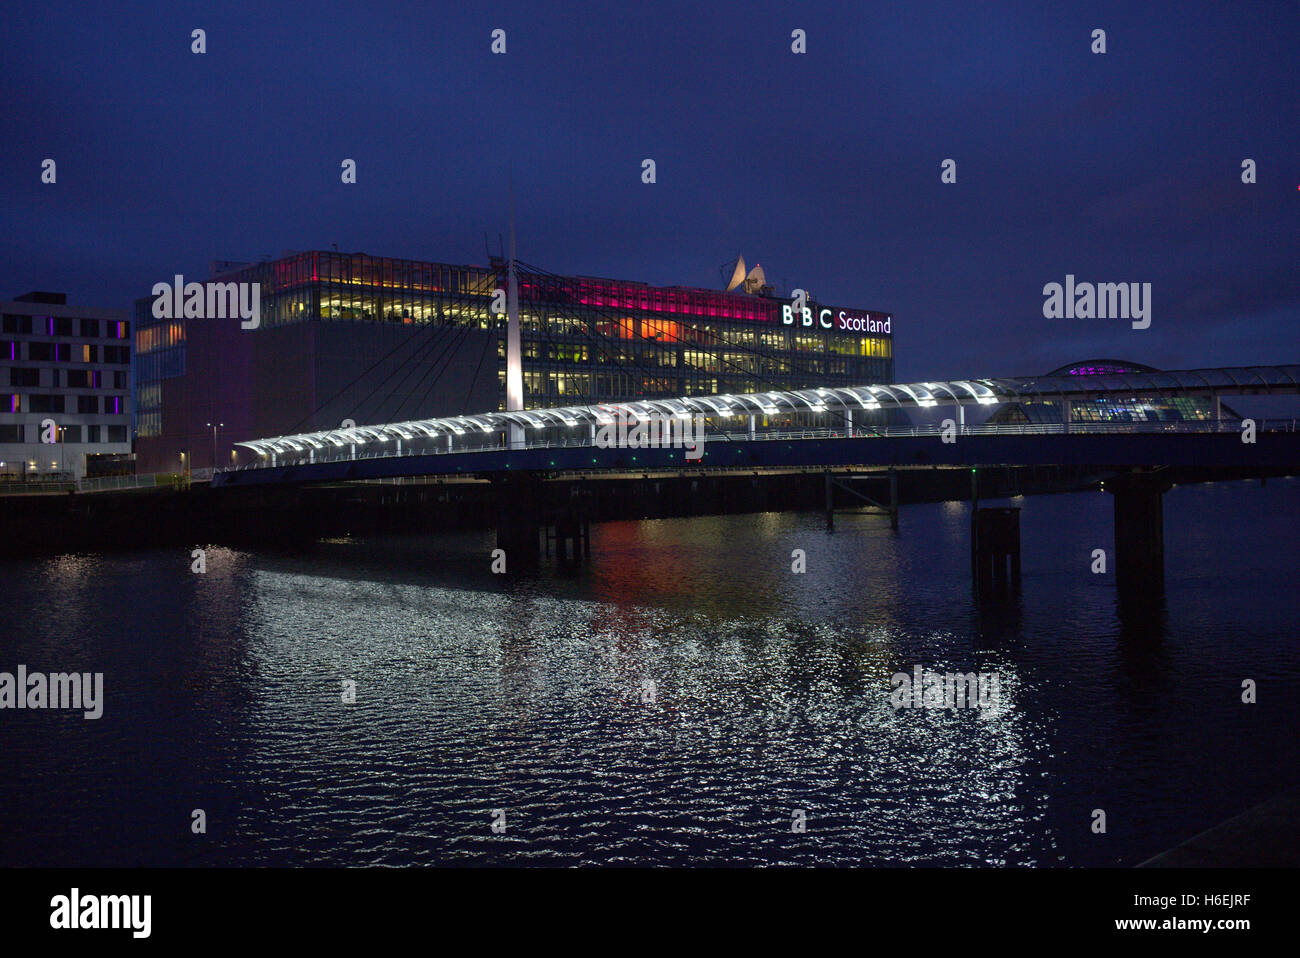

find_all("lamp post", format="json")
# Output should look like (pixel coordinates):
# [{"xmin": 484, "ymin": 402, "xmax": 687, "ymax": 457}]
[{"xmin": 205, "ymin": 422, "xmax": 223, "ymax": 470}]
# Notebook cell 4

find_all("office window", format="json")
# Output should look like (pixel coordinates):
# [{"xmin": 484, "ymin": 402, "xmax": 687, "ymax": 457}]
[
  {"xmin": 46, "ymin": 316, "xmax": 73, "ymax": 337},
  {"xmin": 79, "ymin": 318, "xmax": 100, "ymax": 338},
  {"xmin": 28, "ymin": 394, "xmax": 64, "ymax": 413},
  {"xmin": 105, "ymin": 395, "xmax": 125, "ymax": 415},
  {"xmin": 58, "ymin": 425, "xmax": 82, "ymax": 443},
  {"xmin": 77, "ymin": 395, "xmax": 98, "ymax": 414},
  {"xmin": 85, "ymin": 424, "xmax": 100, "ymax": 443},
  {"xmin": 2, "ymin": 314, "xmax": 32, "ymax": 335},
  {"xmin": 9, "ymin": 368, "xmax": 40, "ymax": 387},
  {"xmin": 113, "ymin": 371, "xmax": 127, "ymax": 389},
  {"xmin": 0, "ymin": 424, "xmax": 22, "ymax": 443},
  {"xmin": 82, "ymin": 344, "xmax": 97, "ymax": 363},
  {"xmin": 105, "ymin": 425, "xmax": 127, "ymax": 443},
  {"xmin": 27, "ymin": 342, "xmax": 53, "ymax": 361}
]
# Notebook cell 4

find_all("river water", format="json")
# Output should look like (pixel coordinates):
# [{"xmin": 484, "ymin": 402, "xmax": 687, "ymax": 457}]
[{"xmin": 2, "ymin": 479, "xmax": 1297, "ymax": 866}]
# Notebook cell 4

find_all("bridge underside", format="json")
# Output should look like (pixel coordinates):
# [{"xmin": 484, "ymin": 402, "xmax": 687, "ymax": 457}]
[{"xmin": 213, "ymin": 431, "xmax": 1300, "ymax": 487}]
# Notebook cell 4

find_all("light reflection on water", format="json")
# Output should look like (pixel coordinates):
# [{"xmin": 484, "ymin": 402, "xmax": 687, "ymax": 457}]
[{"xmin": 1, "ymin": 480, "xmax": 1297, "ymax": 866}]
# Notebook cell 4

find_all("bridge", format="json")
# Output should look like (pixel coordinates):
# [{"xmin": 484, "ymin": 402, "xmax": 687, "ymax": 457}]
[
  {"xmin": 208, "ymin": 363, "xmax": 1300, "ymax": 593},
  {"xmin": 216, "ymin": 363, "xmax": 1300, "ymax": 481}
]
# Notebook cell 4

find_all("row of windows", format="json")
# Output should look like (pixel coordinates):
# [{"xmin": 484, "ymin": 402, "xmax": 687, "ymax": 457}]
[
  {"xmin": 135, "ymin": 409, "xmax": 161, "ymax": 439},
  {"xmin": 1005, "ymin": 399, "xmax": 1218, "ymax": 425},
  {"xmin": 134, "ymin": 347, "xmax": 185, "ymax": 384},
  {"xmin": 1, "ymin": 341, "xmax": 129, "ymax": 364},
  {"xmin": 502, "ymin": 332, "xmax": 891, "ymax": 361},
  {"xmin": 7, "ymin": 367, "xmax": 127, "ymax": 389},
  {"xmin": 135, "ymin": 321, "xmax": 184, "ymax": 354},
  {"xmin": 229, "ymin": 252, "xmax": 498, "ymax": 298},
  {"xmin": 0, "ymin": 423, "xmax": 127, "ymax": 444},
  {"xmin": 506, "ymin": 361, "xmax": 894, "ymax": 406},
  {"xmin": 2, "ymin": 315, "xmax": 129, "ymax": 339},
  {"xmin": 5, "ymin": 393, "xmax": 127, "ymax": 414},
  {"xmin": 188, "ymin": 286, "xmax": 893, "ymax": 358}
]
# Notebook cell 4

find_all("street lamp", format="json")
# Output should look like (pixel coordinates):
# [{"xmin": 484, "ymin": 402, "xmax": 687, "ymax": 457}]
[{"xmin": 205, "ymin": 422, "xmax": 224, "ymax": 470}]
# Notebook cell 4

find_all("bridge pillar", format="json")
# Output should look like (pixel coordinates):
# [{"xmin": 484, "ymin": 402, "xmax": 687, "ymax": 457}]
[
  {"xmin": 552, "ymin": 488, "xmax": 593, "ymax": 563},
  {"xmin": 748, "ymin": 415, "xmax": 756, "ymax": 440},
  {"xmin": 824, "ymin": 470, "xmax": 834, "ymax": 531},
  {"xmin": 972, "ymin": 507, "xmax": 1021, "ymax": 596},
  {"xmin": 889, "ymin": 468, "xmax": 898, "ymax": 530},
  {"xmin": 1108, "ymin": 471, "xmax": 1171, "ymax": 594},
  {"xmin": 493, "ymin": 476, "xmax": 543, "ymax": 568}
]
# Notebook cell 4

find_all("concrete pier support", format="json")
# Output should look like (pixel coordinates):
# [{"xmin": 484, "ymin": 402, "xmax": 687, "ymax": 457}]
[
  {"xmin": 888, "ymin": 468, "xmax": 898, "ymax": 530},
  {"xmin": 972, "ymin": 507, "xmax": 1021, "ymax": 595},
  {"xmin": 824, "ymin": 470, "xmax": 834, "ymax": 531},
  {"xmin": 538, "ymin": 486, "xmax": 594, "ymax": 562},
  {"xmin": 1109, "ymin": 471, "xmax": 1171, "ymax": 593},
  {"xmin": 493, "ymin": 476, "xmax": 543, "ymax": 567}
]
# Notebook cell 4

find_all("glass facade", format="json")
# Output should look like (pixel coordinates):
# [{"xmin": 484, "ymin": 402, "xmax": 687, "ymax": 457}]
[
  {"xmin": 133, "ymin": 251, "xmax": 894, "ymax": 441},
  {"xmin": 987, "ymin": 360, "xmax": 1233, "ymax": 425}
]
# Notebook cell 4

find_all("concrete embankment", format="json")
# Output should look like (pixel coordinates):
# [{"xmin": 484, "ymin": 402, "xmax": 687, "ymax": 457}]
[{"xmin": 1139, "ymin": 787, "xmax": 1300, "ymax": 867}]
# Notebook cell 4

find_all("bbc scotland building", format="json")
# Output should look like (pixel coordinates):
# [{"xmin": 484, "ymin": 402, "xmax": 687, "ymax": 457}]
[{"xmin": 132, "ymin": 250, "xmax": 894, "ymax": 472}]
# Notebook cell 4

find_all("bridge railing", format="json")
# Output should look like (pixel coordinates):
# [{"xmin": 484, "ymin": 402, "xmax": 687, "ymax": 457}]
[{"xmin": 220, "ymin": 417, "xmax": 1298, "ymax": 473}]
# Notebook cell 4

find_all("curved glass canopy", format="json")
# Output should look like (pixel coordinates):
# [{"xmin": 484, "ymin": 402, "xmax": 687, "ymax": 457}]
[{"xmin": 235, "ymin": 363, "xmax": 1300, "ymax": 460}]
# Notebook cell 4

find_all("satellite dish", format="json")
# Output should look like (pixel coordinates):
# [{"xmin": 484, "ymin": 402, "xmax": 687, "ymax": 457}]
[
  {"xmin": 725, "ymin": 256, "xmax": 747, "ymax": 292},
  {"xmin": 743, "ymin": 264, "xmax": 766, "ymax": 293}
]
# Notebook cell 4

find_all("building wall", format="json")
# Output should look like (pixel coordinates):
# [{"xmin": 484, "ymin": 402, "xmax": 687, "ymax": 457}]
[
  {"xmin": 202, "ymin": 251, "xmax": 896, "ymax": 405},
  {"xmin": 133, "ymin": 251, "xmax": 895, "ymax": 471},
  {"xmin": 1, "ymin": 296, "xmax": 132, "ymax": 480},
  {"xmin": 134, "ymin": 310, "xmax": 498, "ymax": 473}
]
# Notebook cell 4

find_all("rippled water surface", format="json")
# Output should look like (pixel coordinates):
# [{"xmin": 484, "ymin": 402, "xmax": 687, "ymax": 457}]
[{"xmin": 2, "ymin": 480, "xmax": 1297, "ymax": 866}]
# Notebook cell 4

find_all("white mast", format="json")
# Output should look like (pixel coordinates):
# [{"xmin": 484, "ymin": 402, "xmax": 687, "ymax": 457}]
[{"xmin": 506, "ymin": 169, "xmax": 524, "ymax": 450}]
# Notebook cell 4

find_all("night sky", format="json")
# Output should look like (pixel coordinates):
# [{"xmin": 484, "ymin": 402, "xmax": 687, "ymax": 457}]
[{"xmin": 3, "ymin": 0, "xmax": 1296, "ymax": 383}]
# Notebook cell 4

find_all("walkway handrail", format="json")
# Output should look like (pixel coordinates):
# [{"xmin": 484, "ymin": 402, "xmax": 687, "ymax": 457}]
[{"xmin": 219, "ymin": 417, "xmax": 1299, "ymax": 473}]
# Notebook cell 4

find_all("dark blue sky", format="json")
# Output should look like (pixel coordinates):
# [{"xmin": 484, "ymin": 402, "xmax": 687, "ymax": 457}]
[{"xmin": 3, "ymin": 0, "xmax": 1296, "ymax": 382}]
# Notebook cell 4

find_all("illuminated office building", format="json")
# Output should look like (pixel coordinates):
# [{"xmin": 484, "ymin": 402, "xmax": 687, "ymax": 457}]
[{"xmin": 132, "ymin": 250, "xmax": 894, "ymax": 472}]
